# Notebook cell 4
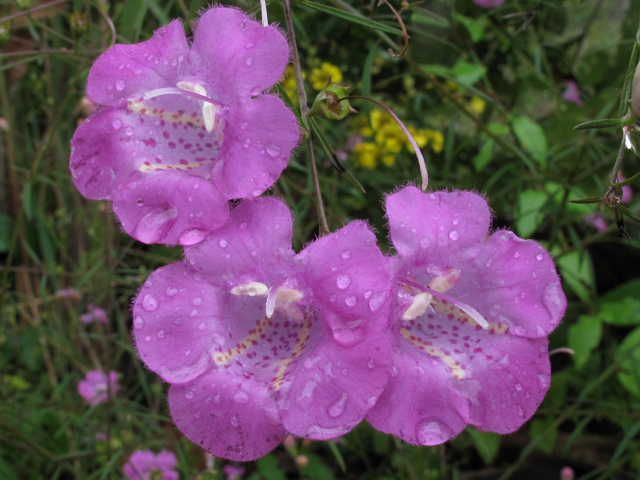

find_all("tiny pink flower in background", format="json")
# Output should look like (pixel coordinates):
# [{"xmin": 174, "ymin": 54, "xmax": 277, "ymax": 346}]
[
  {"xmin": 55, "ymin": 288, "xmax": 82, "ymax": 300},
  {"xmin": 584, "ymin": 214, "xmax": 607, "ymax": 232},
  {"xmin": 562, "ymin": 81, "xmax": 582, "ymax": 106},
  {"xmin": 561, "ymin": 466, "xmax": 575, "ymax": 480},
  {"xmin": 78, "ymin": 370, "xmax": 119, "ymax": 406},
  {"xmin": 223, "ymin": 465, "xmax": 245, "ymax": 480},
  {"xmin": 618, "ymin": 171, "xmax": 633, "ymax": 204},
  {"xmin": 132, "ymin": 197, "xmax": 393, "ymax": 460},
  {"xmin": 473, "ymin": 0, "xmax": 505, "ymax": 8},
  {"xmin": 366, "ymin": 186, "xmax": 566, "ymax": 446},
  {"xmin": 123, "ymin": 450, "xmax": 179, "ymax": 480},
  {"xmin": 80, "ymin": 304, "xmax": 109, "ymax": 324},
  {"xmin": 0, "ymin": 117, "xmax": 9, "ymax": 131},
  {"xmin": 69, "ymin": 7, "xmax": 298, "ymax": 246},
  {"xmin": 295, "ymin": 455, "xmax": 309, "ymax": 468}
]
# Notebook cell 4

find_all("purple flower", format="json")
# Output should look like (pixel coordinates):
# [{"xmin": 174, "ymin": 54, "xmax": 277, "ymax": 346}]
[
  {"xmin": 366, "ymin": 186, "xmax": 566, "ymax": 445},
  {"xmin": 223, "ymin": 465, "xmax": 245, "ymax": 480},
  {"xmin": 123, "ymin": 450, "xmax": 179, "ymax": 480},
  {"xmin": 70, "ymin": 7, "xmax": 298, "ymax": 246},
  {"xmin": 80, "ymin": 304, "xmax": 109, "ymax": 324},
  {"xmin": 562, "ymin": 81, "xmax": 582, "ymax": 106},
  {"xmin": 618, "ymin": 171, "xmax": 633, "ymax": 204},
  {"xmin": 132, "ymin": 197, "xmax": 393, "ymax": 460},
  {"xmin": 584, "ymin": 214, "xmax": 607, "ymax": 232},
  {"xmin": 78, "ymin": 370, "xmax": 119, "ymax": 406},
  {"xmin": 473, "ymin": 0, "xmax": 505, "ymax": 7}
]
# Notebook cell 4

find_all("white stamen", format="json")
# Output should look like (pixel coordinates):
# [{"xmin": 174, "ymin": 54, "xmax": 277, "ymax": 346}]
[
  {"xmin": 402, "ymin": 292, "xmax": 433, "ymax": 321},
  {"xmin": 230, "ymin": 282, "xmax": 269, "ymax": 297},
  {"xmin": 276, "ymin": 286, "xmax": 304, "ymax": 304},
  {"xmin": 177, "ymin": 82, "xmax": 216, "ymax": 133}
]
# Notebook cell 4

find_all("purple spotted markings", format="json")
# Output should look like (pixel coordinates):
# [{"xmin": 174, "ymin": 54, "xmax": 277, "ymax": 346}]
[
  {"xmin": 366, "ymin": 186, "xmax": 566, "ymax": 447},
  {"xmin": 132, "ymin": 198, "xmax": 393, "ymax": 461},
  {"xmin": 69, "ymin": 7, "xmax": 298, "ymax": 245}
]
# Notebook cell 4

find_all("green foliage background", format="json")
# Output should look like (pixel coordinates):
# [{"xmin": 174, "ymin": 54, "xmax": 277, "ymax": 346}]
[{"xmin": 1, "ymin": 0, "xmax": 640, "ymax": 478}]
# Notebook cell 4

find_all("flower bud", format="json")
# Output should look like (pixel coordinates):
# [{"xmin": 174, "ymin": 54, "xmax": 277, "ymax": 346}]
[
  {"xmin": 70, "ymin": 10, "xmax": 88, "ymax": 40},
  {"xmin": 309, "ymin": 80, "xmax": 357, "ymax": 121},
  {"xmin": 631, "ymin": 61, "xmax": 640, "ymax": 120}
]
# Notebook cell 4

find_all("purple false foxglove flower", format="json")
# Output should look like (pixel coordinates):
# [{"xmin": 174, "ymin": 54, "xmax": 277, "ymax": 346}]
[
  {"xmin": 81, "ymin": 304, "xmax": 109, "ymax": 324},
  {"xmin": 366, "ymin": 186, "xmax": 566, "ymax": 446},
  {"xmin": 562, "ymin": 81, "xmax": 582, "ymax": 106},
  {"xmin": 132, "ymin": 197, "xmax": 393, "ymax": 461},
  {"xmin": 78, "ymin": 370, "xmax": 119, "ymax": 406},
  {"xmin": 123, "ymin": 450, "xmax": 179, "ymax": 480},
  {"xmin": 473, "ymin": 0, "xmax": 505, "ymax": 7},
  {"xmin": 70, "ymin": 7, "xmax": 298, "ymax": 246}
]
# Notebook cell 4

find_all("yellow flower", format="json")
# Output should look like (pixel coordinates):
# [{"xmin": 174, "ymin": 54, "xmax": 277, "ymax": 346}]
[
  {"xmin": 470, "ymin": 96, "xmax": 486, "ymax": 114},
  {"xmin": 352, "ymin": 142, "xmax": 382, "ymax": 169},
  {"xmin": 281, "ymin": 65, "xmax": 305, "ymax": 104},
  {"xmin": 309, "ymin": 62, "xmax": 343, "ymax": 91},
  {"xmin": 427, "ymin": 130, "xmax": 444, "ymax": 153}
]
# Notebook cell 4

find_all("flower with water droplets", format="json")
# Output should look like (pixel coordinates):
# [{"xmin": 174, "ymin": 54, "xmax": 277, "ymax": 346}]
[
  {"xmin": 132, "ymin": 197, "xmax": 392, "ymax": 460},
  {"xmin": 366, "ymin": 186, "xmax": 566, "ymax": 446},
  {"xmin": 78, "ymin": 370, "xmax": 119, "ymax": 406},
  {"xmin": 70, "ymin": 7, "xmax": 298, "ymax": 246},
  {"xmin": 123, "ymin": 450, "xmax": 179, "ymax": 480}
]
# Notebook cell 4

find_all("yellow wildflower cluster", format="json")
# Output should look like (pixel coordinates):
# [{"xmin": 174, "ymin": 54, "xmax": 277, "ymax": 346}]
[
  {"xmin": 351, "ymin": 110, "xmax": 444, "ymax": 169},
  {"xmin": 309, "ymin": 62, "xmax": 343, "ymax": 91},
  {"xmin": 282, "ymin": 65, "xmax": 305, "ymax": 104}
]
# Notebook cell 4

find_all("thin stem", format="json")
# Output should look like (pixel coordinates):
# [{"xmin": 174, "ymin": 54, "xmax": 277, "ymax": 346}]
[
  {"xmin": 0, "ymin": 0, "xmax": 68, "ymax": 23},
  {"xmin": 347, "ymin": 96, "xmax": 428, "ymax": 191},
  {"xmin": 283, "ymin": 0, "xmax": 330, "ymax": 236},
  {"xmin": 380, "ymin": 0, "xmax": 408, "ymax": 58},
  {"xmin": 260, "ymin": 0, "xmax": 269, "ymax": 27},
  {"xmin": 610, "ymin": 139, "xmax": 626, "ymax": 185}
]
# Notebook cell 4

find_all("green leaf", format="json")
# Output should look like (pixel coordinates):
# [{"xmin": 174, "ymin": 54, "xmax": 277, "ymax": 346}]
[
  {"xmin": 616, "ymin": 326, "xmax": 640, "ymax": 397},
  {"xmin": 410, "ymin": 8, "xmax": 449, "ymax": 27},
  {"xmin": 454, "ymin": 13, "xmax": 487, "ymax": 43},
  {"xmin": 512, "ymin": 116, "xmax": 548, "ymax": 167},
  {"xmin": 555, "ymin": 250, "xmax": 594, "ymax": 302},
  {"xmin": 298, "ymin": 1, "xmax": 403, "ymax": 36},
  {"xmin": 529, "ymin": 417, "xmax": 558, "ymax": 454},
  {"xmin": 22, "ymin": 180, "xmax": 33, "ymax": 220},
  {"xmin": 0, "ymin": 213, "xmax": 12, "ymax": 252},
  {"xmin": 573, "ymin": 118, "xmax": 623, "ymax": 130},
  {"xmin": 300, "ymin": 452, "xmax": 336, "ymax": 480},
  {"xmin": 473, "ymin": 139, "xmax": 495, "ymax": 172},
  {"xmin": 598, "ymin": 279, "xmax": 640, "ymax": 326},
  {"xmin": 515, "ymin": 189, "xmax": 547, "ymax": 238},
  {"xmin": 452, "ymin": 61, "xmax": 487, "ymax": 86},
  {"xmin": 568, "ymin": 315, "xmax": 602, "ymax": 369},
  {"xmin": 467, "ymin": 428, "xmax": 500, "ymax": 465},
  {"xmin": 256, "ymin": 454, "xmax": 287, "ymax": 480}
]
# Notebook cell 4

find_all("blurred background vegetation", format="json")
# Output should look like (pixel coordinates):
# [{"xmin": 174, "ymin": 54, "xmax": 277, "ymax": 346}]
[{"xmin": 1, "ymin": 0, "xmax": 640, "ymax": 478}]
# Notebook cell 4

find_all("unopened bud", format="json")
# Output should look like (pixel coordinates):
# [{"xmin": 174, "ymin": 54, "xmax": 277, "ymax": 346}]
[
  {"xmin": 283, "ymin": 434, "xmax": 296, "ymax": 448},
  {"xmin": 295, "ymin": 455, "xmax": 309, "ymax": 468},
  {"xmin": 70, "ymin": 10, "xmax": 88, "ymax": 39},
  {"xmin": 309, "ymin": 80, "xmax": 357, "ymax": 121},
  {"xmin": 632, "ymin": 62, "xmax": 640, "ymax": 120}
]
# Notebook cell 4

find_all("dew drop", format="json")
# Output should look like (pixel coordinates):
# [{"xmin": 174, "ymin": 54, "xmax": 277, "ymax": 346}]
[
  {"xmin": 144, "ymin": 335, "xmax": 151, "ymax": 342},
  {"xmin": 251, "ymin": 250, "xmax": 257, "ymax": 256},
  {"xmin": 157, "ymin": 329, "xmax": 165, "ymax": 339},
  {"xmin": 230, "ymin": 415, "xmax": 240, "ymax": 427},
  {"xmin": 118, "ymin": 62, "xmax": 125, "ymax": 70},
  {"xmin": 193, "ymin": 297, "xmax": 202, "ymax": 305},
  {"xmin": 185, "ymin": 390, "xmax": 195, "ymax": 399},
  {"xmin": 219, "ymin": 239, "xmax": 228, "ymax": 248},
  {"xmin": 453, "ymin": 218, "xmax": 459, "ymax": 225},
  {"xmin": 190, "ymin": 309, "xmax": 198, "ymax": 317},
  {"xmin": 185, "ymin": 348, "xmax": 192, "ymax": 356},
  {"xmin": 193, "ymin": 183, "xmax": 200, "ymax": 190},
  {"xmin": 345, "ymin": 295, "xmax": 358, "ymax": 307},
  {"xmin": 515, "ymin": 383, "xmax": 523, "ymax": 391},
  {"xmin": 246, "ymin": 43, "xmax": 254, "ymax": 48},
  {"xmin": 251, "ymin": 87, "xmax": 261, "ymax": 96},
  {"xmin": 133, "ymin": 316, "xmax": 144, "ymax": 330},
  {"xmin": 336, "ymin": 275, "xmax": 351, "ymax": 289},
  {"xmin": 135, "ymin": 197, "xmax": 144, "ymax": 206},
  {"xmin": 194, "ymin": 411, "xmax": 201, "ymax": 418},
  {"xmin": 266, "ymin": 143, "xmax": 281, "ymax": 158},
  {"xmin": 328, "ymin": 392, "xmax": 348, "ymax": 418},
  {"xmin": 115, "ymin": 79, "xmax": 125, "ymax": 91},
  {"xmin": 364, "ymin": 290, "xmax": 372, "ymax": 299},
  {"xmin": 449, "ymin": 230, "xmax": 459, "ymax": 241},
  {"xmin": 415, "ymin": 419, "xmax": 452, "ymax": 445},
  {"xmin": 536, "ymin": 374, "xmax": 549, "ymax": 389},
  {"xmin": 198, "ymin": 322, "xmax": 206, "ymax": 331},
  {"xmin": 112, "ymin": 119, "xmax": 122, "ymax": 130},
  {"xmin": 124, "ymin": 126, "xmax": 134, "ymax": 136},
  {"xmin": 239, "ymin": 222, "xmax": 247, "ymax": 230},
  {"xmin": 341, "ymin": 250, "xmax": 351, "ymax": 259},
  {"xmin": 233, "ymin": 390, "xmax": 250, "ymax": 404},
  {"xmin": 142, "ymin": 294, "xmax": 158, "ymax": 312},
  {"xmin": 367, "ymin": 359, "xmax": 375, "ymax": 369},
  {"xmin": 514, "ymin": 251, "xmax": 521, "ymax": 259},
  {"xmin": 329, "ymin": 294, "xmax": 336, "ymax": 303},
  {"xmin": 391, "ymin": 365, "xmax": 399, "ymax": 377},
  {"xmin": 517, "ymin": 406, "xmax": 524, "ymax": 417},
  {"xmin": 420, "ymin": 238, "xmax": 430, "ymax": 249},
  {"xmin": 187, "ymin": 196, "xmax": 193, "ymax": 202},
  {"xmin": 245, "ymin": 57, "xmax": 253, "ymax": 66},
  {"xmin": 178, "ymin": 228, "xmax": 207, "ymax": 246},
  {"xmin": 368, "ymin": 292, "xmax": 387, "ymax": 312}
]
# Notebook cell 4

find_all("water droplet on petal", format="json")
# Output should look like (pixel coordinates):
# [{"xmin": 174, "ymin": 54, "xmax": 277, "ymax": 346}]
[
  {"xmin": 185, "ymin": 348, "xmax": 192, "ymax": 356},
  {"xmin": 536, "ymin": 253, "xmax": 544, "ymax": 261},
  {"xmin": 124, "ymin": 126, "xmax": 134, "ymax": 136},
  {"xmin": 134, "ymin": 205, "xmax": 178, "ymax": 244},
  {"xmin": 514, "ymin": 251, "xmax": 521, "ymax": 259},
  {"xmin": 118, "ymin": 62, "xmax": 125, "ymax": 70},
  {"xmin": 187, "ymin": 196, "xmax": 193, "ymax": 202},
  {"xmin": 536, "ymin": 374, "xmax": 549, "ymax": 389},
  {"xmin": 345, "ymin": 295, "xmax": 358, "ymax": 307},
  {"xmin": 266, "ymin": 143, "xmax": 281, "ymax": 158},
  {"xmin": 336, "ymin": 275, "xmax": 351, "ymax": 289},
  {"xmin": 115, "ymin": 79, "xmax": 125, "ymax": 91},
  {"xmin": 198, "ymin": 322, "xmax": 206, "ymax": 331},
  {"xmin": 329, "ymin": 295, "xmax": 336, "ymax": 302},
  {"xmin": 342, "ymin": 250, "xmax": 351, "ymax": 259},
  {"xmin": 517, "ymin": 406, "xmax": 524, "ymax": 417},
  {"xmin": 178, "ymin": 228, "xmax": 207, "ymax": 246},
  {"xmin": 369, "ymin": 292, "xmax": 387, "ymax": 312},
  {"xmin": 233, "ymin": 390, "xmax": 250, "ymax": 404},
  {"xmin": 415, "ymin": 419, "xmax": 452, "ymax": 445},
  {"xmin": 364, "ymin": 290, "xmax": 372, "ymax": 299},
  {"xmin": 367, "ymin": 359, "xmax": 375, "ymax": 369},
  {"xmin": 157, "ymin": 329, "xmax": 165, "ymax": 339},
  {"xmin": 218, "ymin": 238, "xmax": 228, "ymax": 248},
  {"xmin": 133, "ymin": 316, "xmax": 144, "ymax": 330},
  {"xmin": 185, "ymin": 390, "xmax": 195, "ymax": 399},
  {"xmin": 230, "ymin": 415, "xmax": 240, "ymax": 427},
  {"xmin": 112, "ymin": 119, "xmax": 122, "ymax": 130},
  {"xmin": 515, "ymin": 383, "xmax": 523, "ymax": 391},
  {"xmin": 239, "ymin": 222, "xmax": 247, "ymax": 230},
  {"xmin": 142, "ymin": 294, "xmax": 158, "ymax": 311},
  {"xmin": 245, "ymin": 57, "xmax": 253, "ymax": 66},
  {"xmin": 328, "ymin": 392, "xmax": 348, "ymax": 418},
  {"xmin": 420, "ymin": 238, "xmax": 430, "ymax": 249},
  {"xmin": 449, "ymin": 230, "xmax": 459, "ymax": 241},
  {"xmin": 144, "ymin": 335, "xmax": 151, "ymax": 342}
]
